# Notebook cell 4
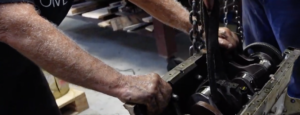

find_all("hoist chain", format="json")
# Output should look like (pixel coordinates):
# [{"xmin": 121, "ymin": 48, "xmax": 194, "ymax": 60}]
[
  {"xmin": 188, "ymin": 0, "xmax": 205, "ymax": 56},
  {"xmin": 188, "ymin": 0, "xmax": 243, "ymax": 55},
  {"xmin": 232, "ymin": 0, "xmax": 243, "ymax": 41},
  {"xmin": 223, "ymin": 0, "xmax": 243, "ymax": 39},
  {"xmin": 223, "ymin": 0, "xmax": 228, "ymax": 27}
]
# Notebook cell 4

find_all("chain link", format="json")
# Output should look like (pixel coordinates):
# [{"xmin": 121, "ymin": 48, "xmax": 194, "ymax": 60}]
[
  {"xmin": 233, "ymin": 0, "xmax": 243, "ymax": 41},
  {"xmin": 188, "ymin": 0, "xmax": 243, "ymax": 55},
  {"xmin": 189, "ymin": 0, "xmax": 204, "ymax": 56},
  {"xmin": 223, "ymin": 0, "xmax": 228, "ymax": 27}
]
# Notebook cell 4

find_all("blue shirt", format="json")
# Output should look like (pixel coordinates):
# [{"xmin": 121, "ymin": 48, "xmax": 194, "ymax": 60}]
[{"xmin": 243, "ymin": 0, "xmax": 300, "ymax": 98}]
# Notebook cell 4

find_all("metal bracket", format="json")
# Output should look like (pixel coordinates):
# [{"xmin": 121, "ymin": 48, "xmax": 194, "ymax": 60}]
[{"xmin": 238, "ymin": 48, "xmax": 300, "ymax": 115}]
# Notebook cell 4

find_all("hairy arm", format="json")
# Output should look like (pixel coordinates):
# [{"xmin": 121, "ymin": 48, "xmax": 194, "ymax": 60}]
[
  {"xmin": 0, "ymin": 3, "xmax": 123, "ymax": 97},
  {"xmin": 129, "ymin": 0, "xmax": 192, "ymax": 33}
]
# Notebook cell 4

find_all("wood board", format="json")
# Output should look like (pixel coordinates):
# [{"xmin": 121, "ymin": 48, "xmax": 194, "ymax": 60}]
[
  {"xmin": 142, "ymin": 16, "xmax": 153, "ymax": 23},
  {"xmin": 56, "ymin": 88, "xmax": 89, "ymax": 115},
  {"xmin": 82, "ymin": 7, "xmax": 111, "ymax": 19},
  {"xmin": 145, "ymin": 25, "xmax": 154, "ymax": 32}
]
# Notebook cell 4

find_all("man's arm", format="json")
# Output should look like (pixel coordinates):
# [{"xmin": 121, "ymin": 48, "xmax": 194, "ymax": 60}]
[
  {"xmin": 0, "ymin": 3, "xmax": 123, "ymax": 97},
  {"xmin": 0, "ymin": 3, "xmax": 172, "ymax": 114},
  {"xmin": 129, "ymin": 0, "xmax": 192, "ymax": 33}
]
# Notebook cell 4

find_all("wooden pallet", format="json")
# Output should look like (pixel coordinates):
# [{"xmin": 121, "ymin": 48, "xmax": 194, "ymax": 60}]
[{"xmin": 56, "ymin": 88, "xmax": 89, "ymax": 115}]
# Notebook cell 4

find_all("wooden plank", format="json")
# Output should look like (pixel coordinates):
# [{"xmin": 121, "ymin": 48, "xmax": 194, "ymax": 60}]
[
  {"xmin": 110, "ymin": 15, "xmax": 141, "ymax": 31},
  {"xmin": 98, "ymin": 20, "xmax": 111, "ymax": 28},
  {"xmin": 145, "ymin": 25, "xmax": 154, "ymax": 32},
  {"xmin": 124, "ymin": 22, "xmax": 152, "ymax": 32},
  {"xmin": 142, "ymin": 16, "xmax": 153, "ymax": 23},
  {"xmin": 82, "ymin": 7, "xmax": 111, "ymax": 19},
  {"xmin": 67, "ymin": 15, "xmax": 102, "ymax": 23},
  {"xmin": 56, "ymin": 88, "xmax": 86, "ymax": 108},
  {"xmin": 56, "ymin": 88, "xmax": 89, "ymax": 115},
  {"xmin": 109, "ymin": 1, "xmax": 122, "ymax": 7}
]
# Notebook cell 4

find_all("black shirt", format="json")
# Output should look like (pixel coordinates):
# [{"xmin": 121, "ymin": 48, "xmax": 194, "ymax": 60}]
[{"xmin": 0, "ymin": 0, "xmax": 73, "ymax": 115}]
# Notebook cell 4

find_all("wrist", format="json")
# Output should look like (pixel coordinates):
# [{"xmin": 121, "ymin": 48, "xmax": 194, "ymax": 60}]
[
  {"xmin": 92, "ymin": 69, "xmax": 128, "ymax": 98},
  {"xmin": 112, "ymin": 74, "xmax": 131, "ymax": 99}
]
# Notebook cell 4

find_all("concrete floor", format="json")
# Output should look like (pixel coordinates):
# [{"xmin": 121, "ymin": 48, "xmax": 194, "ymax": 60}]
[{"xmin": 59, "ymin": 17, "xmax": 191, "ymax": 115}]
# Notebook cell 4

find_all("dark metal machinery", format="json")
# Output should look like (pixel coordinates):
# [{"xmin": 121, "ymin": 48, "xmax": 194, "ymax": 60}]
[{"xmin": 124, "ymin": 0, "xmax": 300, "ymax": 115}]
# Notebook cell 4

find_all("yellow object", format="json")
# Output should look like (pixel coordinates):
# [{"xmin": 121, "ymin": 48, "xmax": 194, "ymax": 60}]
[{"xmin": 42, "ymin": 70, "xmax": 70, "ymax": 99}]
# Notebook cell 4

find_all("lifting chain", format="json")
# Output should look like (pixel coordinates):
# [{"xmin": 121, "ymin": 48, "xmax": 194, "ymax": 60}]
[
  {"xmin": 232, "ymin": 0, "xmax": 243, "ymax": 41},
  {"xmin": 223, "ymin": 0, "xmax": 228, "ymax": 27},
  {"xmin": 188, "ymin": 0, "xmax": 205, "ymax": 56},
  {"xmin": 223, "ymin": 0, "xmax": 243, "ymax": 39},
  {"xmin": 188, "ymin": 0, "xmax": 243, "ymax": 55}
]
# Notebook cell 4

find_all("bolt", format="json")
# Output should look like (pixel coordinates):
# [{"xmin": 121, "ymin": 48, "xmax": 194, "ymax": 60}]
[
  {"xmin": 240, "ymin": 86, "xmax": 247, "ymax": 91},
  {"xmin": 197, "ymin": 75, "xmax": 202, "ymax": 80},
  {"xmin": 291, "ymin": 99, "xmax": 296, "ymax": 103},
  {"xmin": 276, "ymin": 93, "xmax": 280, "ymax": 100},
  {"xmin": 283, "ymin": 108, "xmax": 287, "ymax": 112},
  {"xmin": 172, "ymin": 94, "xmax": 179, "ymax": 101},
  {"xmin": 265, "ymin": 89, "xmax": 270, "ymax": 93},
  {"xmin": 180, "ymin": 70, "xmax": 184, "ymax": 74}
]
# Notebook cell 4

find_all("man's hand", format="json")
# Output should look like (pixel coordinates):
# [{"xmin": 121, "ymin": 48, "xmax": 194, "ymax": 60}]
[
  {"xmin": 118, "ymin": 73, "xmax": 172, "ymax": 115},
  {"xmin": 218, "ymin": 27, "xmax": 239, "ymax": 50}
]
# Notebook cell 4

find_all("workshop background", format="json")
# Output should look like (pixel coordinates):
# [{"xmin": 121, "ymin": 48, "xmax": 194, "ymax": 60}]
[{"xmin": 43, "ymin": 0, "xmax": 238, "ymax": 115}]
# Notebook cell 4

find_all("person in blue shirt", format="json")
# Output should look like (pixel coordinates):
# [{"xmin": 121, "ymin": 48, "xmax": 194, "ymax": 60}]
[
  {"xmin": 207, "ymin": 0, "xmax": 300, "ymax": 100},
  {"xmin": 242, "ymin": 0, "xmax": 300, "ymax": 99}
]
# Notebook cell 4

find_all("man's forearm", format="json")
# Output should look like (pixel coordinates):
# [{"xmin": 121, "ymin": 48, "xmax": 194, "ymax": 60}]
[
  {"xmin": 129, "ymin": 0, "xmax": 192, "ymax": 33},
  {"xmin": 0, "ymin": 4, "xmax": 123, "ymax": 97}
]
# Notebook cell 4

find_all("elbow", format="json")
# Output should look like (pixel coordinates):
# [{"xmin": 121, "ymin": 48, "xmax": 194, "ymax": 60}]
[
  {"xmin": 0, "ymin": 22, "xmax": 9, "ymax": 43},
  {"xmin": 0, "ymin": 3, "xmax": 39, "ymax": 44},
  {"xmin": 0, "ymin": 17, "xmax": 20, "ymax": 44}
]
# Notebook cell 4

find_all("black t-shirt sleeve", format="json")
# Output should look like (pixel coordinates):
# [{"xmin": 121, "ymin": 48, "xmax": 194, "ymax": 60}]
[
  {"xmin": 0, "ymin": 0, "xmax": 73, "ymax": 26},
  {"xmin": 0, "ymin": 0, "xmax": 34, "ymax": 4}
]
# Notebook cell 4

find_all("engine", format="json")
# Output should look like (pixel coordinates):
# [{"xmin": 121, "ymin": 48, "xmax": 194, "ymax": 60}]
[
  {"xmin": 124, "ymin": 43, "xmax": 300, "ymax": 115},
  {"xmin": 123, "ymin": 0, "xmax": 300, "ymax": 114},
  {"xmin": 185, "ymin": 42, "xmax": 283, "ymax": 115}
]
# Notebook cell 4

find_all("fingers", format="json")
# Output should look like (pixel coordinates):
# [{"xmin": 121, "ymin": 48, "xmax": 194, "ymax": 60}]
[
  {"xmin": 157, "ymin": 76, "xmax": 172, "ymax": 113},
  {"xmin": 218, "ymin": 27, "xmax": 239, "ymax": 49},
  {"xmin": 218, "ymin": 27, "xmax": 231, "ymax": 36},
  {"xmin": 120, "ymin": 73, "xmax": 171, "ymax": 115},
  {"xmin": 146, "ymin": 74, "xmax": 160, "ymax": 113},
  {"xmin": 218, "ymin": 38, "xmax": 232, "ymax": 49},
  {"xmin": 230, "ymin": 31, "xmax": 239, "ymax": 44},
  {"xmin": 147, "ymin": 73, "xmax": 172, "ymax": 114}
]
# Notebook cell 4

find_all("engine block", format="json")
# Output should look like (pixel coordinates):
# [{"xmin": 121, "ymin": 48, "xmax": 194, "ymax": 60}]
[{"xmin": 124, "ymin": 46, "xmax": 300, "ymax": 115}]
